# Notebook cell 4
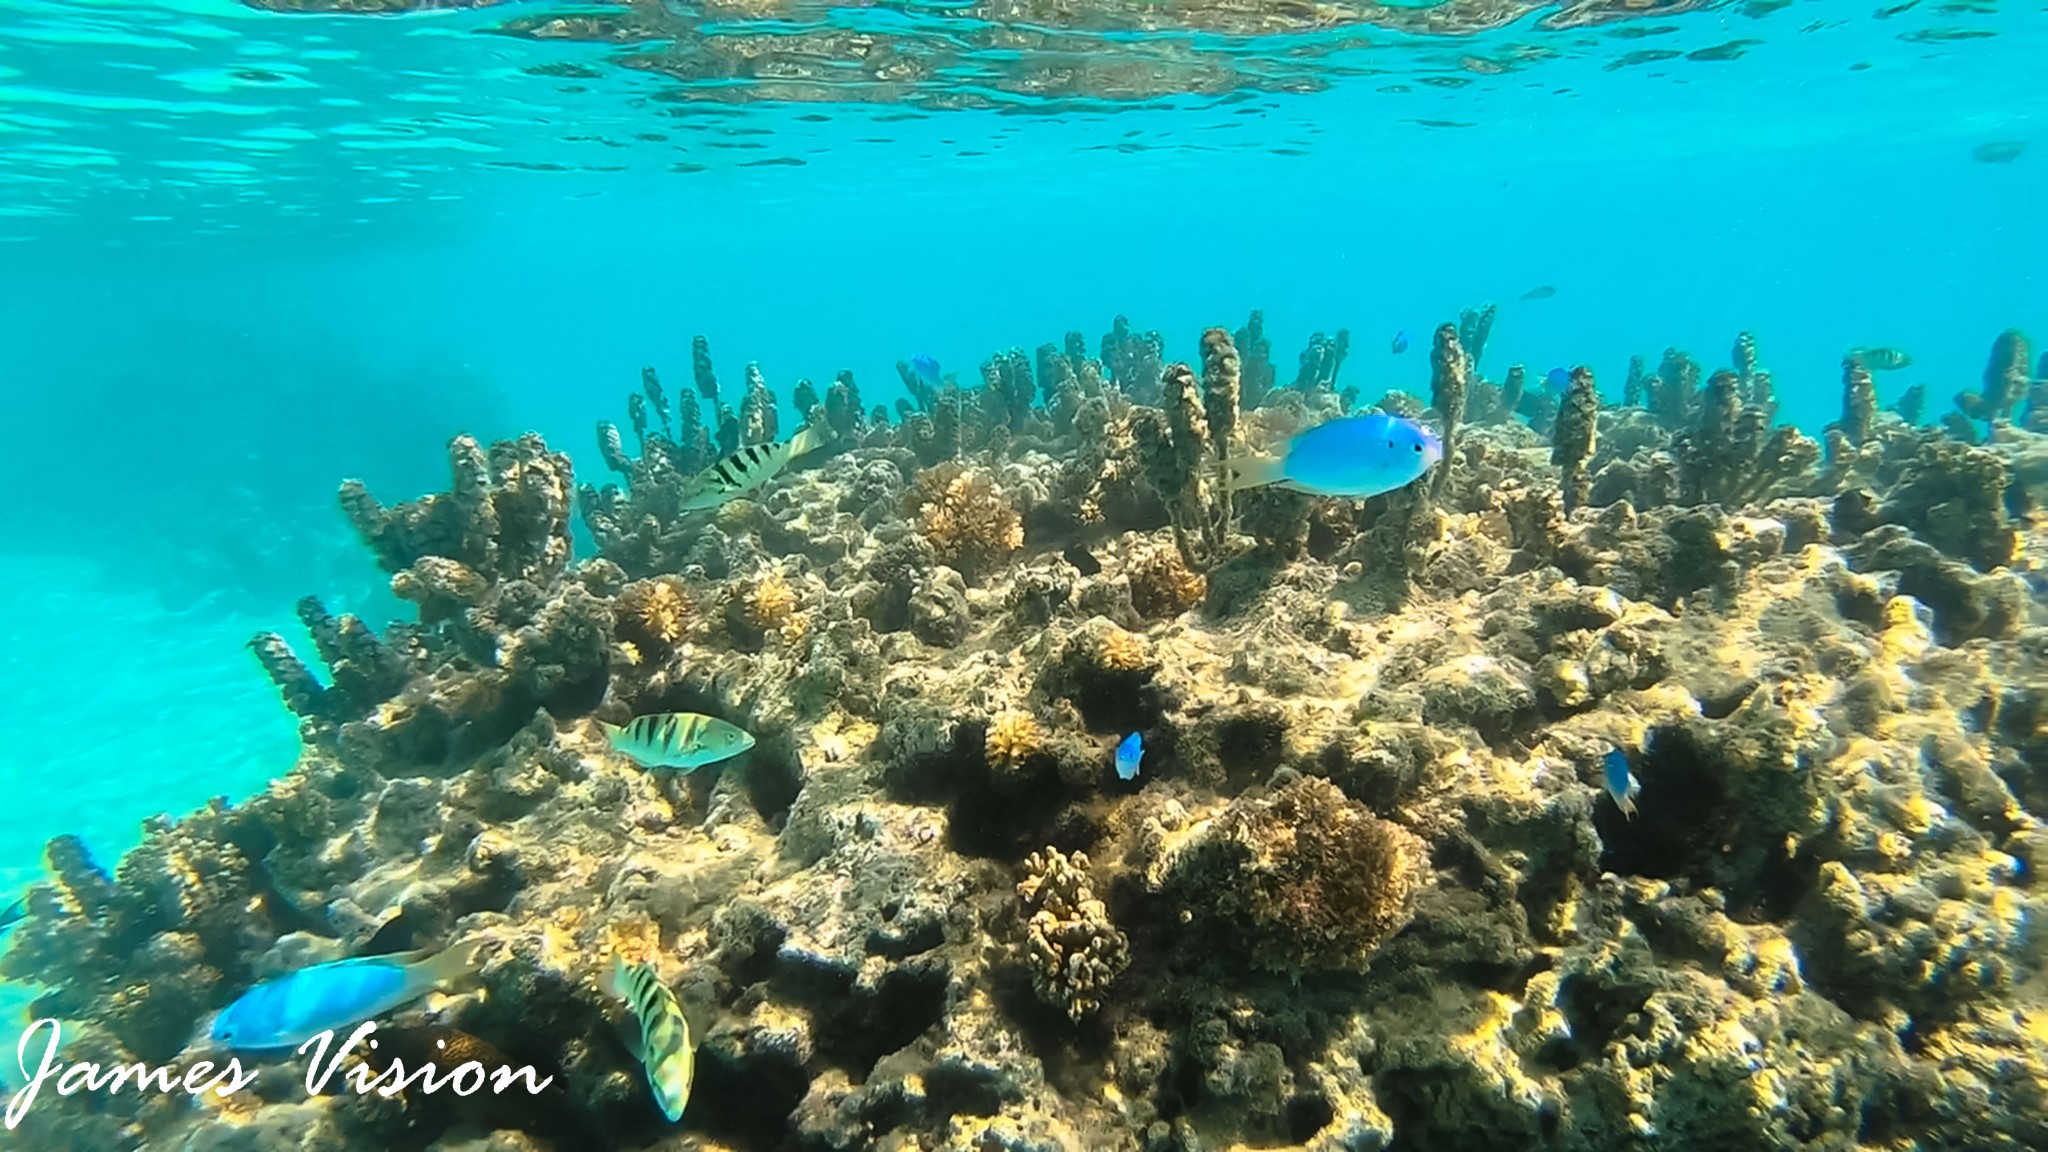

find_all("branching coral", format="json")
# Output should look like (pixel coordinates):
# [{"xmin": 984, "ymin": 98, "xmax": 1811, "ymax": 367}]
[
  {"xmin": 1877, "ymin": 438, "xmax": 2017, "ymax": 572},
  {"xmin": 341, "ymin": 433, "xmax": 573, "ymax": 587},
  {"xmin": 912, "ymin": 462, "xmax": 1024, "ymax": 583},
  {"xmin": 747, "ymin": 571, "xmax": 800, "ymax": 632},
  {"xmin": 1017, "ymin": 847, "xmax": 1129, "ymax": 1021},
  {"xmin": 1672, "ymin": 369, "xmax": 1821, "ymax": 507}
]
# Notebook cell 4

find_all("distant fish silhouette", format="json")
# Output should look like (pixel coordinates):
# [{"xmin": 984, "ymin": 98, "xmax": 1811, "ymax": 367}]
[
  {"xmin": 1520, "ymin": 284, "xmax": 1558, "ymax": 300},
  {"xmin": 1973, "ymin": 141, "xmax": 2024, "ymax": 164},
  {"xmin": 1544, "ymin": 367, "xmax": 1572, "ymax": 394},
  {"xmin": 1850, "ymin": 347, "xmax": 1913, "ymax": 371},
  {"xmin": 1390, "ymin": 330, "xmax": 1410, "ymax": 355}
]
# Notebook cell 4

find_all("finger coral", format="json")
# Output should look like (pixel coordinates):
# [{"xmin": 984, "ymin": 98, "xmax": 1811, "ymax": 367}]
[
  {"xmin": 912, "ymin": 462, "xmax": 1024, "ymax": 583},
  {"xmin": 1017, "ymin": 847, "xmax": 1129, "ymax": 1021}
]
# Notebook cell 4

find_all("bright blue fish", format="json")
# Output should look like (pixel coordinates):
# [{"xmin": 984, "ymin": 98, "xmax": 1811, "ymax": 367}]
[
  {"xmin": 1389, "ymin": 331, "xmax": 1409, "ymax": 355},
  {"xmin": 1115, "ymin": 732, "xmax": 1144, "ymax": 781},
  {"xmin": 0, "ymin": 896, "xmax": 22, "ymax": 933},
  {"xmin": 909, "ymin": 354, "xmax": 941, "ymax": 389},
  {"xmin": 211, "ymin": 940, "xmax": 481, "ymax": 1051},
  {"xmin": 1603, "ymin": 747, "xmax": 1640, "ymax": 820},
  {"xmin": 1545, "ymin": 367, "xmax": 1571, "ymax": 395},
  {"xmin": 1222, "ymin": 413, "xmax": 1442, "ymax": 499}
]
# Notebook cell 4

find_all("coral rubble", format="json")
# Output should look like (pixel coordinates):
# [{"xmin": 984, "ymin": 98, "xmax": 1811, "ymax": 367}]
[{"xmin": 10, "ymin": 317, "xmax": 2048, "ymax": 1152}]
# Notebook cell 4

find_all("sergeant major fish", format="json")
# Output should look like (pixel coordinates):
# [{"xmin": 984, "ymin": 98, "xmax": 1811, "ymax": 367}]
[
  {"xmin": 211, "ymin": 940, "xmax": 482, "ymax": 1052},
  {"xmin": 602, "ymin": 712, "xmax": 755, "ymax": 772},
  {"xmin": 680, "ymin": 424, "xmax": 831, "ymax": 511},
  {"xmin": 1849, "ymin": 347, "xmax": 1913, "ymax": 371},
  {"xmin": 1603, "ymin": 747, "xmax": 1641, "ymax": 820},
  {"xmin": 604, "ymin": 955, "xmax": 695, "ymax": 1123},
  {"xmin": 1115, "ymin": 732, "xmax": 1144, "ymax": 781},
  {"xmin": 1221, "ymin": 413, "xmax": 1442, "ymax": 500}
]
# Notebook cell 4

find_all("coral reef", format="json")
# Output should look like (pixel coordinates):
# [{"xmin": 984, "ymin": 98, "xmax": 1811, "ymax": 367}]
[{"xmin": 12, "ymin": 317, "xmax": 2048, "ymax": 1152}]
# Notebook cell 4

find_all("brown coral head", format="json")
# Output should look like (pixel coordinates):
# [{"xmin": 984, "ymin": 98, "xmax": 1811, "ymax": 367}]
[
  {"xmin": 1195, "ymin": 776, "xmax": 1423, "ymax": 972},
  {"xmin": 615, "ymin": 576, "xmax": 691, "ymax": 653},
  {"xmin": 913, "ymin": 463, "xmax": 1024, "ymax": 582},
  {"xmin": 1128, "ymin": 547, "xmax": 1207, "ymax": 619}
]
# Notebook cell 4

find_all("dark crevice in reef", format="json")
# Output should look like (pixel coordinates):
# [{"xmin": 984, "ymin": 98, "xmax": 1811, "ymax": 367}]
[
  {"xmin": 690, "ymin": 1037, "xmax": 812, "ymax": 1151},
  {"xmin": 885, "ymin": 722, "xmax": 1090, "ymax": 862},
  {"xmin": 1595, "ymin": 723, "xmax": 1819, "ymax": 920}
]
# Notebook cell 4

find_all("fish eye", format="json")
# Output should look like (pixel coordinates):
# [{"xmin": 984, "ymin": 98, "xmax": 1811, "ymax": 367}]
[{"xmin": 1413, "ymin": 443, "xmax": 1422, "ymax": 453}]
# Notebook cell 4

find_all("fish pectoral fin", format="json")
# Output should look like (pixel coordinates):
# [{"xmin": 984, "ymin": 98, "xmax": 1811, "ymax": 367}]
[
  {"xmin": 1220, "ymin": 452, "xmax": 1287, "ymax": 492},
  {"xmin": 409, "ymin": 936, "xmax": 487, "ymax": 989}
]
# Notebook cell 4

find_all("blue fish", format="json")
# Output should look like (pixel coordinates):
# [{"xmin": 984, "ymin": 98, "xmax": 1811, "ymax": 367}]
[
  {"xmin": 211, "ymin": 940, "xmax": 481, "ymax": 1051},
  {"xmin": 1390, "ymin": 331, "xmax": 1409, "ymax": 355},
  {"xmin": 909, "ymin": 354, "xmax": 941, "ymax": 389},
  {"xmin": 1545, "ymin": 367, "xmax": 1571, "ymax": 395},
  {"xmin": 1221, "ymin": 413, "xmax": 1442, "ymax": 499},
  {"xmin": 1115, "ymin": 732, "xmax": 1144, "ymax": 781},
  {"xmin": 0, "ymin": 896, "xmax": 22, "ymax": 933},
  {"xmin": 1603, "ymin": 747, "xmax": 1640, "ymax": 820}
]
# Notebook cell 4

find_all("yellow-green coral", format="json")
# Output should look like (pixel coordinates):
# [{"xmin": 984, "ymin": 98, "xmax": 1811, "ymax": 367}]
[
  {"xmin": 748, "ymin": 572, "xmax": 800, "ymax": 631},
  {"xmin": 615, "ymin": 575, "xmax": 691, "ymax": 654},
  {"xmin": 1017, "ymin": 847, "xmax": 1129, "ymax": 1020},
  {"xmin": 985, "ymin": 709, "xmax": 1043, "ymax": 769},
  {"xmin": 913, "ymin": 462, "xmax": 1023, "ymax": 582}
]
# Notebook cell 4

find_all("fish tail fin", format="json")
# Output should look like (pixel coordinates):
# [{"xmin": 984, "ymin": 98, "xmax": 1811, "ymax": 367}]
[
  {"xmin": 413, "ymin": 937, "xmax": 486, "ymax": 989},
  {"xmin": 1620, "ymin": 795, "xmax": 1638, "ymax": 821},
  {"xmin": 1219, "ymin": 452, "xmax": 1286, "ymax": 493},
  {"xmin": 788, "ymin": 423, "xmax": 831, "ymax": 458}
]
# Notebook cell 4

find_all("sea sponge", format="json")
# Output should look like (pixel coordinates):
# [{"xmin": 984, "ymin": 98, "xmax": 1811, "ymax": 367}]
[
  {"xmin": 985, "ymin": 709, "xmax": 1044, "ymax": 769},
  {"xmin": 1168, "ymin": 776, "xmax": 1423, "ymax": 972},
  {"xmin": 615, "ymin": 575, "xmax": 692, "ymax": 654},
  {"xmin": 748, "ymin": 572, "xmax": 800, "ymax": 632},
  {"xmin": 912, "ymin": 462, "xmax": 1023, "ymax": 583},
  {"xmin": 1128, "ymin": 546, "xmax": 1207, "ymax": 619},
  {"xmin": 1017, "ymin": 847, "xmax": 1129, "ymax": 1021}
]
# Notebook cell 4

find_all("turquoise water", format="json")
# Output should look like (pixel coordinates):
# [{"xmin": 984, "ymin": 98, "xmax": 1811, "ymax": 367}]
[{"xmin": 0, "ymin": 0, "xmax": 2042, "ymax": 1140}]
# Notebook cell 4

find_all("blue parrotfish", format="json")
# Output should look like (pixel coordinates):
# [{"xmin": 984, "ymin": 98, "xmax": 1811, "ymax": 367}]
[
  {"xmin": 679, "ymin": 424, "xmax": 830, "ymax": 512},
  {"xmin": 1389, "ymin": 330, "xmax": 1410, "ymax": 355},
  {"xmin": 1544, "ymin": 367, "xmax": 1572, "ymax": 395},
  {"xmin": 211, "ymin": 940, "xmax": 482, "ymax": 1052},
  {"xmin": 1603, "ymin": 747, "xmax": 1641, "ymax": 820},
  {"xmin": 1115, "ymin": 732, "xmax": 1144, "ymax": 781},
  {"xmin": 1221, "ymin": 413, "xmax": 1443, "ymax": 499},
  {"xmin": 602, "ymin": 712, "xmax": 756, "ymax": 773},
  {"xmin": 909, "ymin": 354, "xmax": 942, "ymax": 389},
  {"xmin": 603, "ymin": 955, "xmax": 696, "ymax": 1123}
]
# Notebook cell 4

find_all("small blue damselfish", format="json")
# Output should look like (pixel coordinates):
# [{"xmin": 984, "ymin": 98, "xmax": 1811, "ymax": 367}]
[
  {"xmin": 1603, "ymin": 747, "xmax": 1640, "ymax": 820},
  {"xmin": 909, "ymin": 354, "xmax": 941, "ymax": 388},
  {"xmin": 1115, "ymin": 732, "xmax": 1144, "ymax": 781},
  {"xmin": 1221, "ymin": 413, "xmax": 1442, "ymax": 500}
]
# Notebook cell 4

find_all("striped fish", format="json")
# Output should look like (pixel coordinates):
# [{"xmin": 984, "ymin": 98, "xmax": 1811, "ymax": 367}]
[
  {"xmin": 601, "ymin": 712, "xmax": 755, "ymax": 773},
  {"xmin": 603, "ymin": 956, "xmax": 695, "ymax": 1123},
  {"xmin": 680, "ymin": 424, "xmax": 830, "ymax": 511}
]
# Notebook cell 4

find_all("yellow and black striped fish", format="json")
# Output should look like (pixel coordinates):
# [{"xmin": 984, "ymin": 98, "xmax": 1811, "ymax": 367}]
[
  {"xmin": 600, "ymin": 712, "xmax": 755, "ymax": 773},
  {"xmin": 680, "ymin": 424, "xmax": 830, "ymax": 511},
  {"xmin": 603, "ymin": 956, "xmax": 695, "ymax": 1123}
]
